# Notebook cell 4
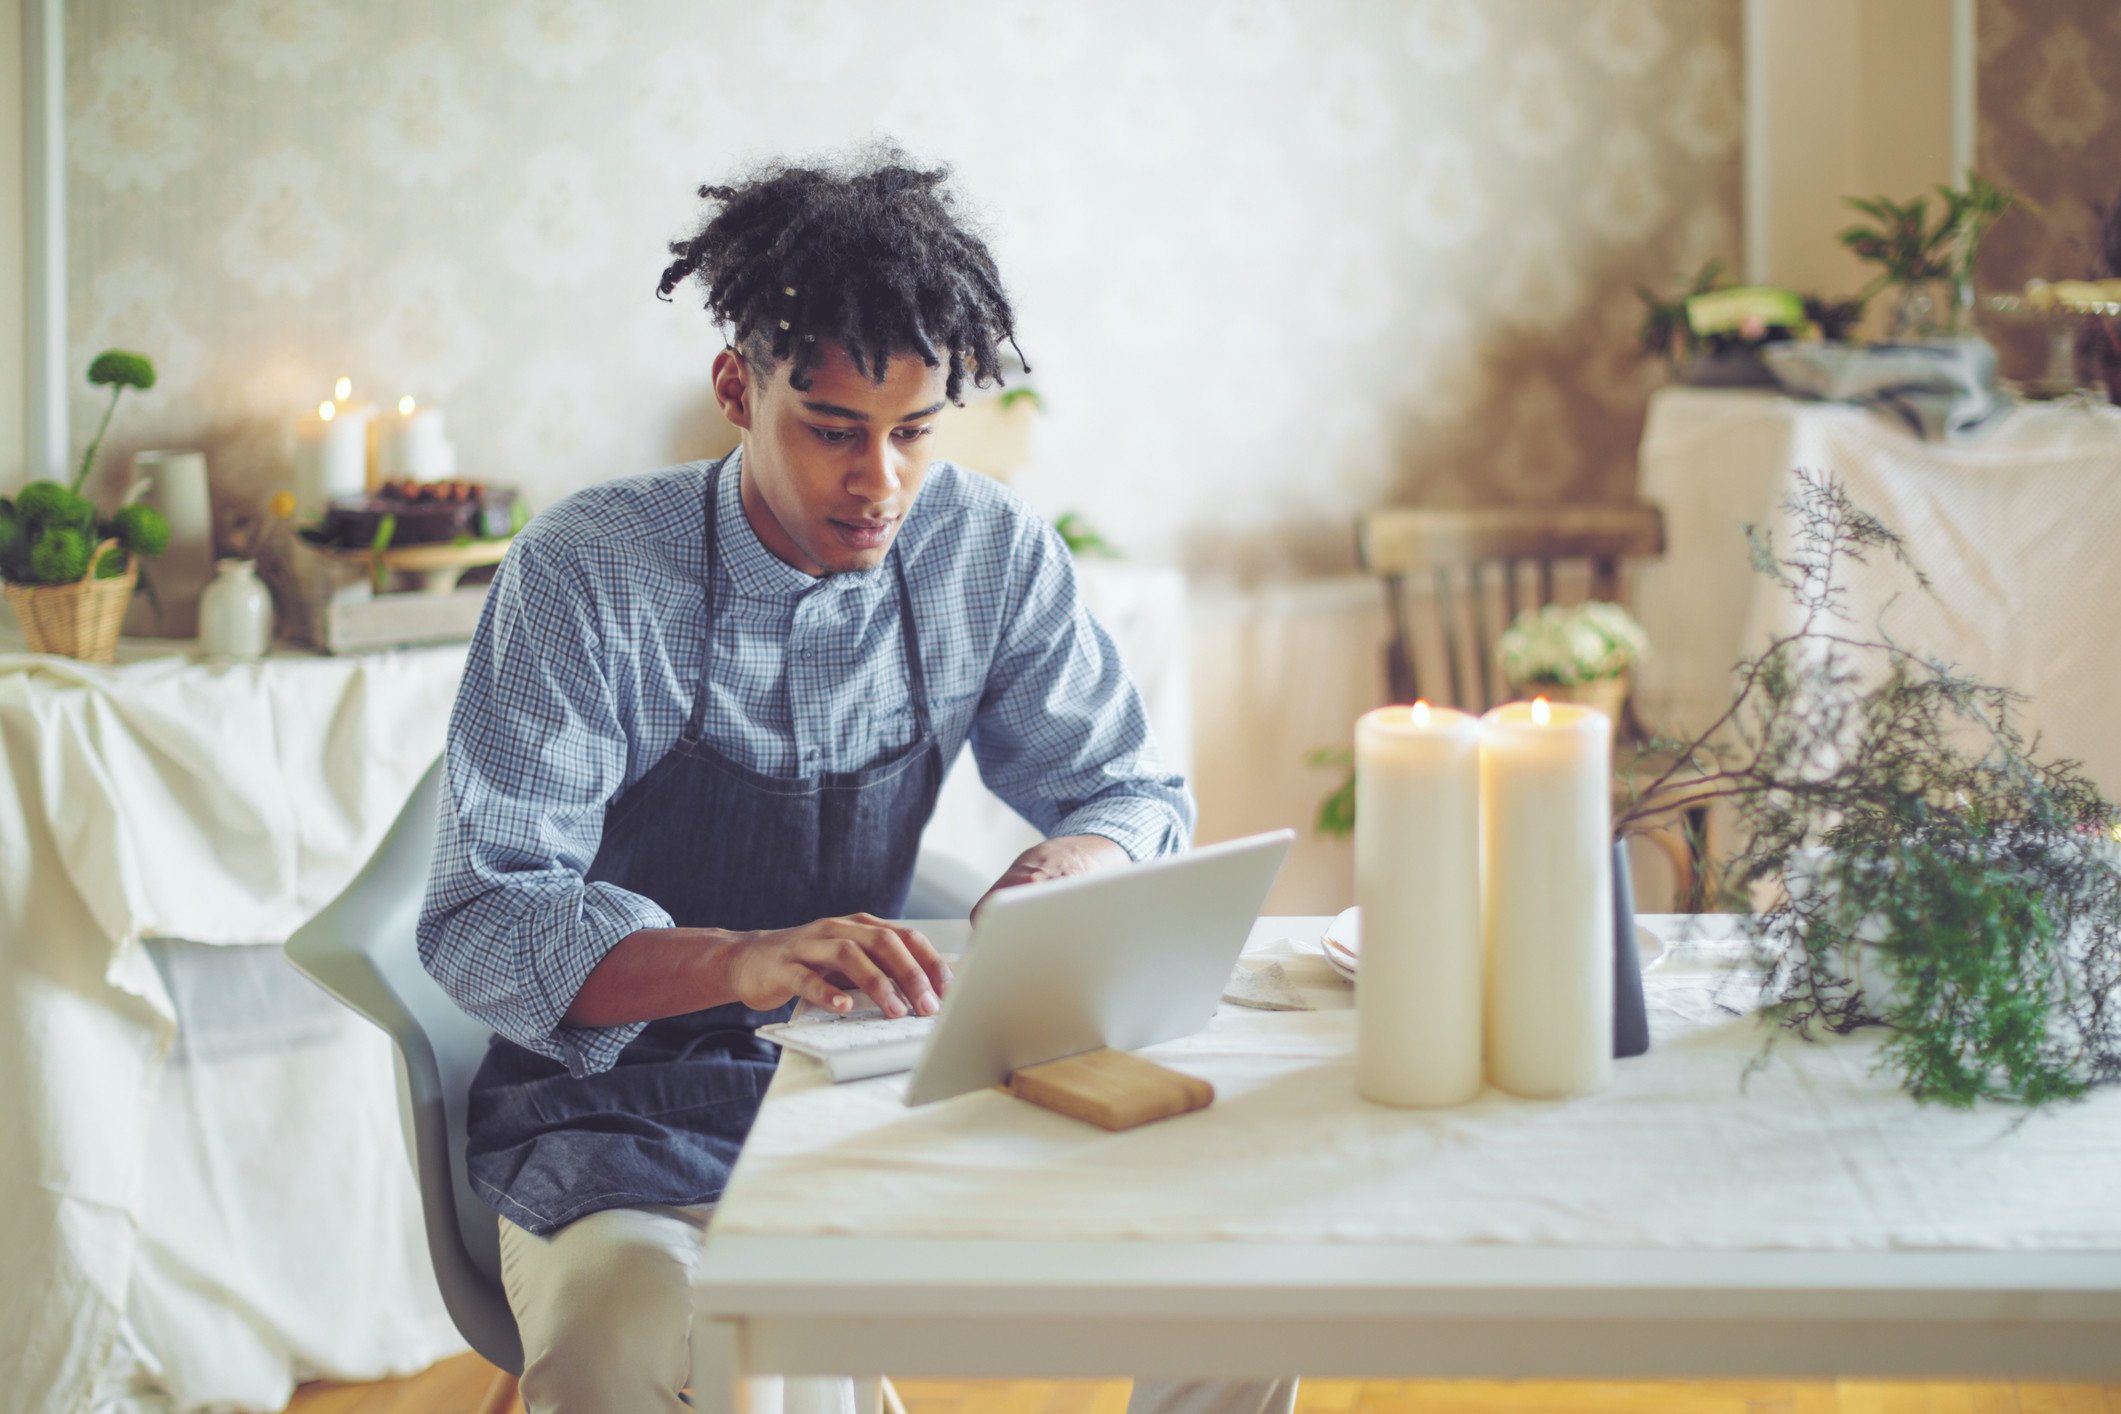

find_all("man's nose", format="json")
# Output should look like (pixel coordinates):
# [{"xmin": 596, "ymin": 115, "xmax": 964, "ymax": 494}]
[{"xmin": 847, "ymin": 438, "xmax": 901, "ymax": 503}]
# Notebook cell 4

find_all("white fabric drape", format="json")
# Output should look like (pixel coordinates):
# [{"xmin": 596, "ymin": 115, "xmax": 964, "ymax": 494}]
[{"xmin": 0, "ymin": 634, "xmax": 468, "ymax": 1414}]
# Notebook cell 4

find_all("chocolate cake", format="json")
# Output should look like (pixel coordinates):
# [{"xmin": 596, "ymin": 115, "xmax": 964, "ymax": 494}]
[{"xmin": 319, "ymin": 480, "xmax": 521, "ymax": 548}]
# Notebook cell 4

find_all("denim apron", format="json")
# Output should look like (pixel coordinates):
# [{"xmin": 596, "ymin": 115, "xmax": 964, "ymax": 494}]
[{"xmin": 465, "ymin": 456, "xmax": 946, "ymax": 1235}]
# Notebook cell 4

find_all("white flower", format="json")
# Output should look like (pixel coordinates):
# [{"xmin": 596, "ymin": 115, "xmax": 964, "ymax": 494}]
[
  {"xmin": 363, "ymin": 41, "xmax": 485, "ymax": 185},
  {"xmin": 214, "ymin": 0, "xmax": 347, "ymax": 81},
  {"xmin": 217, "ymin": 146, "xmax": 347, "ymax": 299},
  {"xmin": 1499, "ymin": 601, "xmax": 1652, "ymax": 686},
  {"xmin": 72, "ymin": 33, "xmax": 202, "ymax": 192},
  {"xmin": 501, "ymin": 147, "xmax": 614, "ymax": 287}
]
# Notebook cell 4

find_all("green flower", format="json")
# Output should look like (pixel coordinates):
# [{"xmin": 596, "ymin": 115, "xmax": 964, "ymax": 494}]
[
  {"xmin": 87, "ymin": 350, "xmax": 157, "ymax": 391},
  {"xmin": 28, "ymin": 526, "xmax": 90, "ymax": 584},
  {"xmin": 15, "ymin": 479, "xmax": 95, "ymax": 530},
  {"xmin": 109, "ymin": 502, "xmax": 170, "ymax": 559}
]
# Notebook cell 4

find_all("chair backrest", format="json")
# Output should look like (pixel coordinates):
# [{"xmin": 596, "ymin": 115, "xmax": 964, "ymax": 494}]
[
  {"xmin": 1357, "ymin": 502, "xmax": 1665, "ymax": 710},
  {"xmin": 283, "ymin": 758, "xmax": 523, "ymax": 1376}
]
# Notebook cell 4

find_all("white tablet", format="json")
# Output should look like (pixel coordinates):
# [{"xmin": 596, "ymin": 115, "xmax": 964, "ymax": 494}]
[{"xmin": 902, "ymin": 829, "xmax": 1294, "ymax": 1107}]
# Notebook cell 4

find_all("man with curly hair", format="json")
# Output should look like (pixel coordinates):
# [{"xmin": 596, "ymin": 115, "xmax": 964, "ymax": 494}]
[{"xmin": 419, "ymin": 150, "xmax": 1292, "ymax": 1414}]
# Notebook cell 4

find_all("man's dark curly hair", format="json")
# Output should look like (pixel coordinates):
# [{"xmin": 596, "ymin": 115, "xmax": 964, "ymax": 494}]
[{"xmin": 656, "ymin": 147, "xmax": 1024, "ymax": 403}]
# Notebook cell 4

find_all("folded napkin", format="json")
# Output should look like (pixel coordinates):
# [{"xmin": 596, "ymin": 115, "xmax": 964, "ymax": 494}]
[{"xmin": 1762, "ymin": 338, "xmax": 2009, "ymax": 440}]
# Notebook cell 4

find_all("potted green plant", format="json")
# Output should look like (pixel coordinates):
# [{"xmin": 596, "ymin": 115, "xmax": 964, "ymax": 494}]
[
  {"xmin": 0, "ymin": 350, "xmax": 169, "ymax": 662},
  {"xmin": 1839, "ymin": 172, "xmax": 2024, "ymax": 338}
]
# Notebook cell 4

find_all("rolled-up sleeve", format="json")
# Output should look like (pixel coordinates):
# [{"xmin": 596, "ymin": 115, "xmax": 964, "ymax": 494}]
[
  {"xmin": 417, "ymin": 536, "xmax": 671, "ymax": 1077},
  {"xmin": 969, "ymin": 518, "xmax": 1195, "ymax": 861}
]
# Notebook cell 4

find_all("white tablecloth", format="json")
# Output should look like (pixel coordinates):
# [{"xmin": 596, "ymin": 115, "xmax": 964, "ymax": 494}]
[
  {"xmin": 0, "ymin": 632, "xmax": 467, "ymax": 1414},
  {"xmin": 714, "ymin": 916, "xmax": 2121, "ymax": 1252},
  {"xmin": 1632, "ymin": 388, "xmax": 2121, "ymax": 798}
]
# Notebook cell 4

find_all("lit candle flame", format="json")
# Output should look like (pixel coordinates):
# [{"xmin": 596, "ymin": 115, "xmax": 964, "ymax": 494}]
[
  {"xmin": 399, "ymin": 395, "xmax": 416, "ymax": 415},
  {"xmin": 318, "ymin": 401, "xmax": 336, "ymax": 421},
  {"xmin": 1531, "ymin": 696, "xmax": 1551, "ymax": 725},
  {"xmin": 1411, "ymin": 700, "xmax": 1431, "ymax": 727},
  {"xmin": 334, "ymin": 376, "xmax": 352, "ymax": 402}
]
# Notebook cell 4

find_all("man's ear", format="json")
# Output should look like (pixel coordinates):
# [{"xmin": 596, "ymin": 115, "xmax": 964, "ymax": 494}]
[{"xmin": 712, "ymin": 347, "xmax": 755, "ymax": 431}]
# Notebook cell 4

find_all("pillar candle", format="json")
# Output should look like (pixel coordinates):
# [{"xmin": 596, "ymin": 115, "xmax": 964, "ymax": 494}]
[
  {"xmin": 1480, "ymin": 698, "xmax": 1613, "ymax": 1099},
  {"xmin": 376, "ymin": 398, "xmax": 455, "ymax": 482},
  {"xmin": 1355, "ymin": 701, "xmax": 1483, "ymax": 1108},
  {"xmin": 291, "ymin": 399, "xmax": 373, "ymax": 519}
]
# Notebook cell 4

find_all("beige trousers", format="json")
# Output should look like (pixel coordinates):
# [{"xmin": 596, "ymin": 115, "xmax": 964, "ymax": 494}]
[{"xmin": 499, "ymin": 1207, "xmax": 1299, "ymax": 1414}]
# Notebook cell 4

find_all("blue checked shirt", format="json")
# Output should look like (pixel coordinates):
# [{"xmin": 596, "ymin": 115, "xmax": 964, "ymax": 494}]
[{"xmin": 418, "ymin": 452, "xmax": 1193, "ymax": 1076}]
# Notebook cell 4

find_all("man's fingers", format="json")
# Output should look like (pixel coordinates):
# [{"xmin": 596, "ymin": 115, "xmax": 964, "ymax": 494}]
[
  {"xmin": 783, "ymin": 960, "xmax": 853, "ymax": 1015},
  {"xmin": 896, "ymin": 925, "xmax": 953, "ymax": 996},
  {"xmin": 798, "ymin": 934, "xmax": 908, "ymax": 1017},
  {"xmin": 854, "ymin": 927, "xmax": 941, "ymax": 1016}
]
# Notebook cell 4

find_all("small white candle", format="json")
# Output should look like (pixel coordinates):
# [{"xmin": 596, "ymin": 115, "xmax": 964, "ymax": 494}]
[
  {"xmin": 1480, "ymin": 697, "xmax": 1613, "ymax": 1099},
  {"xmin": 376, "ymin": 397, "xmax": 455, "ymax": 482},
  {"xmin": 1355, "ymin": 700, "xmax": 1484, "ymax": 1108},
  {"xmin": 291, "ymin": 393, "xmax": 373, "ymax": 518}
]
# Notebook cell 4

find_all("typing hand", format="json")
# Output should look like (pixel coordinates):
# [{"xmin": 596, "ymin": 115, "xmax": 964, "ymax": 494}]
[
  {"xmin": 971, "ymin": 834, "xmax": 1129, "ymax": 921},
  {"xmin": 727, "ymin": 914, "xmax": 950, "ymax": 1019}
]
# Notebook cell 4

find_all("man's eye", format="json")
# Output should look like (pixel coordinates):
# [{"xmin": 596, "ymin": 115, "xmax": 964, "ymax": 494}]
[
  {"xmin": 894, "ymin": 424, "xmax": 934, "ymax": 441},
  {"xmin": 812, "ymin": 427, "xmax": 857, "ymax": 445}
]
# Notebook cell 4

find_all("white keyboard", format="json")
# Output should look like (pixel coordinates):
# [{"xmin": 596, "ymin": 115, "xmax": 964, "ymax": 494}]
[{"xmin": 767, "ymin": 1012, "xmax": 935, "ymax": 1054}]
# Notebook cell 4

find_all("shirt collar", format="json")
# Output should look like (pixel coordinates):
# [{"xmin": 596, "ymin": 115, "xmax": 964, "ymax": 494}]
[{"xmin": 711, "ymin": 447, "xmax": 896, "ymax": 601}]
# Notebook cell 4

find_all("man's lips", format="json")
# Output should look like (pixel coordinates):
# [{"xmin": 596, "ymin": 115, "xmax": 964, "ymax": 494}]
[{"xmin": 828, "ymin": 515, "xmax": 897, "ymax": 550}]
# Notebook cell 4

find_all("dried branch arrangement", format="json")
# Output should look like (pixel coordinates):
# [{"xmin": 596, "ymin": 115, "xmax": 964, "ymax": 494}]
[{"xmin": 1622, "ymin": 472, "xmax": 2121, "ymax": 1106}]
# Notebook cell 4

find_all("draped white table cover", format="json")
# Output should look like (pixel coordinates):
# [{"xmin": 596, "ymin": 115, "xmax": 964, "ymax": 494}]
[
  {"xmin": 0, "ymin": 630, "xmax": 468, "ymax": 1414},
  {"xmin": 713, "ymin": 916, "xmax": 2121, "ymax": 1253},
  {"xmin": 1631, "ymin": 388, "xmax": 2121, "ymax": 799}
]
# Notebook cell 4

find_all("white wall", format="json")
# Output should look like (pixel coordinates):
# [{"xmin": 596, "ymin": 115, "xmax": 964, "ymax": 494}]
[{"xmin": 0, "ymin": 0, "xmax": 23, "ymax": 487}]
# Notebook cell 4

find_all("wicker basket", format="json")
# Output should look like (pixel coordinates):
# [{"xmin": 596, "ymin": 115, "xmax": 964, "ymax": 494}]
[{"xmin": 3, "ymin": 538, "xmax": 138, "ymax": 663}]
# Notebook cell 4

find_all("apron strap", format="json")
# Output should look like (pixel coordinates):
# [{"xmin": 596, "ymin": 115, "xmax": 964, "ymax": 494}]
[
  {"xmin": 892, "ymin": 544, "xmax": 933, "ymax": 741},
  {"xmin": 682, "ymin": 456, "xmax": 730, "ymax": 745},
  {"xmin": 683, "ymin": 452, "xmax": 933, "ymax": 747}
]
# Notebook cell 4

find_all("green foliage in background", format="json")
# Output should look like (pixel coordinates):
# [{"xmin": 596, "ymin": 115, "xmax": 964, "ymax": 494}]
[{"xmin": 1054, "ymin": 511, "xmax": 1116, "ymax": 559}]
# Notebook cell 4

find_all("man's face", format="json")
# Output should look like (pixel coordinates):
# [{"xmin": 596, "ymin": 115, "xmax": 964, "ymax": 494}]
[{"xmin": 714, "ymin": 341, "xmax": 950, "ymax": 577}]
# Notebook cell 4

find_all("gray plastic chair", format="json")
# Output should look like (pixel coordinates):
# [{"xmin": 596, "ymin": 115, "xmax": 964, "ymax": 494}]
[
  {"xmin": 284, "ymin": 758, "xmax": 523, "ymax": 1375},
  {"xmin": 284, "ymin": 756, "xmax": 992, "ymax": 1382}
]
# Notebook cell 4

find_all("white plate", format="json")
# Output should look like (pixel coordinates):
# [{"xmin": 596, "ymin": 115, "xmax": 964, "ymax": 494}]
[
  {"xmin": 1320, "ymin": 907, "xmax": 1359, "ymax": 982},
  {"xmin": 1322, "ymin": 906, "xmax": 1669, "ymax": 978}
]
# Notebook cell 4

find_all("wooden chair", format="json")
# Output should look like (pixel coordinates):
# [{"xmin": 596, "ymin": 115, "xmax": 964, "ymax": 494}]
[
  {"xmin": 1355, "ymin": 502, "xmax": 1711, "ymax": 908},
  {"xmin": 1355, "ymin": 502, "xmax": 1666, "ymax": 711}
]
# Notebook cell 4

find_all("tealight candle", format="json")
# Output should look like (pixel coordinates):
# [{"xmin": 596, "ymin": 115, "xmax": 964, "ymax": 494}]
[
  {"xmin": 1355, "ymin": 700, "xmax": 1483, "ymax": 1107},
  {"xmin": 1480, "ymin": 697, "xmax": 1613, "ymax": 1099}
]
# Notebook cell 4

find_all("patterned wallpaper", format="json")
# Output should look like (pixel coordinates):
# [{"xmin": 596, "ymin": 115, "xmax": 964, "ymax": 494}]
[
  {"xmin": 59, "ymin": 0, "xmax": 1741, "ymax": 579},
  {"xmin": 1976, "ymin": 0, "xmax": 2121, "ymax": 378}
]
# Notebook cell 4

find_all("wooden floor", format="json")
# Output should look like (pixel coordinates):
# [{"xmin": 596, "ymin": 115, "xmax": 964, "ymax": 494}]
[{"xmin": 284, "ymin": 1353, "xmax": 2121, "ymax": 1414}]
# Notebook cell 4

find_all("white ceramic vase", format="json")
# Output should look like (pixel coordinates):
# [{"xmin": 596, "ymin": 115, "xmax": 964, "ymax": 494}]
[
  {"xmin": 121, "ymin": 449, "xmax": 214, "ymax": 638},
  {"xmin": 197, "ymin": 559, "xmax": 273, "ymax": 660}
]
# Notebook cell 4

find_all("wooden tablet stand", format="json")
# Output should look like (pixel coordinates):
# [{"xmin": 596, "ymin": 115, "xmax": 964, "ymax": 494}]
[{"xmin": 1005, "ymin": 1048, "xmax": 1214, "ymax": 1131}]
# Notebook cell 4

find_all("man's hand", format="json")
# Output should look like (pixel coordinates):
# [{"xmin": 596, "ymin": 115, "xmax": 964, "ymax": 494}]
[
  {"xmin": 972, "ymin": 834, "xmax": 1130, "ymax": 920},
  {"xmin": 562, "ymin": 914, "xmax": 949, "ymax": 1027},
  {"xmin": 723, "ymin": 914, "xmax": 949, "ymax": 1018}
]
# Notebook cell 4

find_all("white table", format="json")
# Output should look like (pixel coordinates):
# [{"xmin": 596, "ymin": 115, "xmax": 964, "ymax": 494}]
[
  {"xmin": 691, "ymin": 916, "xmax": 2121, "ymax": 1411},
  {"xmin": 1632, "ymin": 388, "xmax": 2121, "ymax": 798}
]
